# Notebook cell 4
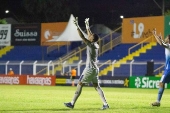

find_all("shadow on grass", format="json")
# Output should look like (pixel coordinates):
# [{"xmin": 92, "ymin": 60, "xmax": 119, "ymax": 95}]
[
  {"xmin": 0, "ymin": 108, "xmax": 104, "ymax": 112},
  {"xmin": 130, "ymin": 106, "xmax": 170, "ymax": 109},
  {"xmin": 2, "ymin": 105, "xmax": 168, "ymax": 112}
]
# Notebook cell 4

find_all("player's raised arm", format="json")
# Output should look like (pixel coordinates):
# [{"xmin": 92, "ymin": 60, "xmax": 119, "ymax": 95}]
[
  {"xmin": 85, "ymin": 18, "xmax": 92, "ymax": 38},
  {"xmin": 152, "ymin": 29, "xmax": 168, "ymax": 48},
  {"xmin": 152, "ymin": 29, "xmax": 162, "ymax": 45},
  {"xmin": 73, "ymin": 17, "xmax": 90, "ymax": 45}
]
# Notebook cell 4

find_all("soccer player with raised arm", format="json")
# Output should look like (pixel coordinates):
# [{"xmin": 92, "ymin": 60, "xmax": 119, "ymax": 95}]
[
  {"xmin": 64, "ymin": 17, "xmax": 109, "ymax": 110},
  {"xmin": 151, "ymin": 28, "xmax": 170, "ymax": 107}
]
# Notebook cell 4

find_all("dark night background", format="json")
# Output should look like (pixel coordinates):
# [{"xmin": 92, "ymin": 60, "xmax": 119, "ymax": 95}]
[{"xmin": 0, "ymin": 0, "xmax": 170, "ymax": 29}]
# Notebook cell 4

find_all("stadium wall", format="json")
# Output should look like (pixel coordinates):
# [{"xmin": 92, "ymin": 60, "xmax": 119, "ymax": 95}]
[
  {"xmin": 1, "ymin": 75, "xmax": 170, "ymax": 89},
  {"xmin": 0, "ymin": 74, "xmax": 55, "ymax": 86}
]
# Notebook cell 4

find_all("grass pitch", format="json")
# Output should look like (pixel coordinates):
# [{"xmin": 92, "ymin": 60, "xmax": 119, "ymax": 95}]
[{"xmin": 0, "ymin": 85, "xmax": 170, "ymax": 113}]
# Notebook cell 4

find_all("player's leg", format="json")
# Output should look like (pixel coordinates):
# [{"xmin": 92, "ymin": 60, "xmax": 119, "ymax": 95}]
[
  {"xmin": 90, "ymin": 68, "xmax": 109, "ymax": 109},
  {"xmin": 64, "ymin": 81, "xmax": 84, "ymax": 109},
  {"xmin": 93, "ymin": 83, "xmax": 109, "ymax": 110},
  {"xmin": 64, "ymin": 72, "xmax": 88, "ymax": 109},
  {"xmin": 71, "ymin": 81, "xmax": 84, "ymax": 105},
  {"xmin": 152, "ymin": 82, "xmax": 164, "ymax": 107},
  {"xmin": 93, "ymin": 83, "xmax": 107, "ymax": 104},
  {"xmin": 157, "ymin": 82, "xmax": 165, "ymax": 102},
  {"xmin": 92, "ymin": 71, "xmax": 109, "ymax": 110},
  {"xmin": 151, "ymin": 72, "xmax": 168, "ymax": 107},
  {"xmin": 70, "ymin": 69, "xmax": 92, "ymax": 106}
]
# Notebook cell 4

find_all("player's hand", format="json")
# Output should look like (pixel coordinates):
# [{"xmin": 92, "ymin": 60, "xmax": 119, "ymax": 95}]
[
  {"xmin": 85, "ymin": 18, "xmax": 89, "ymax": 25},
  {"xmin": 85, "ymin": 18, "xmax": 89, "ymax": 29},
  {"xmin": 158, "ymin": 33, "xmax": 162, "ymax": 39},
  {"xmin": 73, "ymin": 17, "xmax": 79, "ymax": 27},
  {"xmin": 152, "ymin": 28, "xmax": 156, "ymax": 35}
]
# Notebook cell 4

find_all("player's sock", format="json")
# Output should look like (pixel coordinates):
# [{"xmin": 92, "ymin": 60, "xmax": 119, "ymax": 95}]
[
  {"xmin": 71, "ymin": 84, "xmax": 83, "ymax": 105},
  {"xmin": 157, "ymin": 87, "xmax": 164, "ymax": 102},
  {"xmin": 96, "ymin": 86, "xmax": 108, "ymax": 105}
]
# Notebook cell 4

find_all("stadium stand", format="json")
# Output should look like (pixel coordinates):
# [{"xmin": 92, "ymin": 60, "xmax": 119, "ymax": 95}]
[
  {"xmin": 0, "ymin": 25, "xmax": 165, "ymax": 77},
  {"xmin": 0, "ymin": 41, "xmax": 82, "ymax": 61},
  {"xmin": 133, "ymin": 44, "xmax": 164, "ymax": 61},
  {"xmin": 98, "ymin": 44, "xmax": 135, "ymax": 61},
  {"xmin": 0, "ymin": 46, "xmax": 47, "ymax": 61}
]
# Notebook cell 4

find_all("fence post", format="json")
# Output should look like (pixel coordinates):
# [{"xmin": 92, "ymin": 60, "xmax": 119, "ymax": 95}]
[
  {"xmin": 130, "ymin": 60, "xmax": 134, "ymax": 77},
  {"xmin": 19, "ymin": 61, "xmax": 24, "ymax": 75},
  {"xmin": 5, "ymin": 61, "xmax": 9, "ymax": 75},
  {"xmin": 112, "ymin": 60, "xmax": 116, "ymax": 76},
  {"xmin": 47, "ymin": 61, "xmax": 52, "ymax": 75},
  {"xmin": 62, "ymin": 61, "xmax": 67, "ymax": 74},
  {"xmin": 78, "ymin": 60, "xmax": 82, "ymax": 76},
  {"xmin": 33, "ymin": 61, "xmax": 37, "ymax": 75},
  {"xmin": 52, "ymin": 62, "xmax": 54, "ymax": 75}
]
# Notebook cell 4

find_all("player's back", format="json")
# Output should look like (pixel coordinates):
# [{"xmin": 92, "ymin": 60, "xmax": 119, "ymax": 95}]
[{"xmin": 85, "ymin": 42, "xmax": 99, "ymax": 69}]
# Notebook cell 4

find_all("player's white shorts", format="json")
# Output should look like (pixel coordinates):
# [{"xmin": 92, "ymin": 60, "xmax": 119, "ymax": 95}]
[{"xmin": 79, "ymin": 68, "xmax": 99, "ymax": 83}]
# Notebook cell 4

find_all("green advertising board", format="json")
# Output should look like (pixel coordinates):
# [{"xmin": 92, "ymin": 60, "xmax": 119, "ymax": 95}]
[
  {"xmin": 130, "ymin": 76, "xmax": 170, "ymax": 89},
  {"xmin": 164, "ymin": 16, "xmax": 170, "ymax": 38}
]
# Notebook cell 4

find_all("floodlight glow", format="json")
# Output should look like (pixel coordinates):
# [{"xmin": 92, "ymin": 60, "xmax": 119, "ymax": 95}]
[
  {"xmin": 5, "ymin": 10, "xmax": 9, "ymax": 13},
  {"xmin": 120, "ymin": 15, "xmax": 124, "ymax": 19}
]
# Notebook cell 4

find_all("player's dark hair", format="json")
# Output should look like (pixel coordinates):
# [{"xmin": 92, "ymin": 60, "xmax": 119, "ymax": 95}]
[
  {"xmin": 93, "ymin": 33, "xmax": 99, "ymax": 42},
  {"xmin": 165, "ymin": 35, "xmax": 170, "ymax": 43},
  {"xmin": 168, "ymin": 35, "xmax": 170, "ymax": 40}
]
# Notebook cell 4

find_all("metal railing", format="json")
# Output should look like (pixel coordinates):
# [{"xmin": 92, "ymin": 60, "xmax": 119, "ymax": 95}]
[
  {"xmin": 47, "ymin": 42, "xmax": 70, "ymax": 54},
  {"xmin": 154, "ymin": 64, "xmax": 165, "ymax": 74},
  {"xmin": 0, "ymin": 60, "xmax": 164, "ymax": 76},
  {"xmin": 128, "ymin": 35, "xmax": 155, "ymax": 55}
]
